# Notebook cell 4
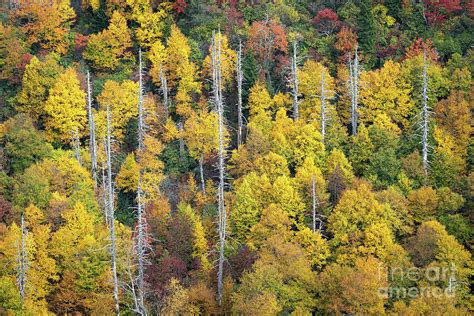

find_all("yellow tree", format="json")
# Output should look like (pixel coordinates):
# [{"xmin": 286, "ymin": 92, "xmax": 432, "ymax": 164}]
[
  {"xmin": 23, "ymin": 204, "xmax": 58, "ymax": 313},
  {"xmin": 50, "ymin": 201, "xmax": 112, "ymax": 313},
  {"xmin": 116, "ymin": 152, "xmax": 139, "ymax": 192},
  {"xmin": 178, "ymin": 204, "xmax": 210, "ymax": 271},
  {"xmin": 298, "ymin": 60, "xmax": 335, "ymax": 122},
  {"xmin": 128, "ymin": 1, "xmax": 171, "ymax": 48},
  {"xmin": 149, "ymin": 24, "xmax": 200, "ymax": 116},
  {"xmin": 434, "ymin": 90, "xmax": 472, "ymax": 157},
  {"xmin": 271, "ymin": 109, "xmax": 325, "ymax": 167},
  {"xmin": 83, "ymin": 11, "xmax": 132, "ymax": 70},
  {"xmin": 16, "ymin": 54, "xmax": 63, "ymax": 121},
  {"xmin": 202, "ymin": 33, "xmax": 237, "ymax": 87},
  {"xmin": 96, "ymin": 80, "xmax": 139, "ymax": 141},
  {"xmin": 181, "ymin": 107, "xmax": 219, "ymax": 194},
  {"xmin": 359, "ymin": 59, "xmax": 414, "ymax": 127},
  {"xmin": 44, "ymin": 68, "xmax": 87, "ymax": 142}
]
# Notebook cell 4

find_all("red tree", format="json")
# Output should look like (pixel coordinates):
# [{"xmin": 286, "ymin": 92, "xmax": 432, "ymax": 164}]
[{"xmin": 313, "ymin": 8, "xmax": 340, "ymax": 35}]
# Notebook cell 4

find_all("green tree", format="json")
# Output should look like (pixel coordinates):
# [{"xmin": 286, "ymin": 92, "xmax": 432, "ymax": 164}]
[{"xmin": 0, "ymin": 114, "xmax": 52, "ymax": 174}]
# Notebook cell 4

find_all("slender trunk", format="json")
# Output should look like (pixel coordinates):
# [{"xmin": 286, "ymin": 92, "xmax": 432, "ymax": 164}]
[
  {"xmin": 87, "ymin": 70, "xmax": 98, "ymax": 186},
  {"xmin": 136, "ymin": 48, "xmax": 147, "ymax": 315},
  {"xmin": 213, "ymin": 30, "xmax": 227, "ymax": 307},
  {"xmin": 106, "ymin": 106, "xmax": 120, "ymax": 316},
  {"xmin": 291, "ymin": 41, "xmax": 299, "ymax": 121},
  {"xmin": 312, "ymin": 176, "xmax": 318, "ymax": 233},
  {"xmin": 177, "ymin": 121, "xmax": 184, "ymax": 156},
  {"xmin": 199, "ymin": 153, "xmax": 206, "ymax": 196},
  {"xmin": 236, "ymin": 39, "xmax": 243, "ymax": 148},
  {"xmin": 159, "ymin": 64, "xmax": 169, "ymax": 118},
  {"xmin": 72, "ymin": 129, "xmax": 82, "ymax": 166},
  {"xmin": 17, "ymin": 213, "xmax": 27, "ymax": 309},
  {"xmin": 102, "ymin": 137, "xmax": 109, "ymax": 225},
  {"xmin": 422, "ymin": 51, "xmax": 429, "ymax": 177},
  {"xmin": 350, "ymin": 47, "xmax": 359, "ymax": 135},
  {"xmin": 320, "ymin": 67, "xmax": 326, "ymax": 145}
]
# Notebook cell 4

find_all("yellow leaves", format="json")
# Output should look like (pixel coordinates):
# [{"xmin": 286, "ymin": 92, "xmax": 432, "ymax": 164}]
[
  {"xmin": 139, "ymin": 135, "xmax": 165, "ymax": 201},
  {"xmin": 202, "ymin": 33, "xmax": 237, "ymax": 87},
  {"xmin": 134, "ymin": 7, "xmax": 169, "ymax": 48},
  {"xmin": 96, "ymin": 79, "xmax": 139, "ymax": 141},
  {"xmin": 83, "ymin": 11, "xmax": 132, "ymax": 70},
  {"xmin": 298, "ymin": 60, "xmax": 335, "ymax": 121},
  {"xmin": 254, "ymin": 152, "xmax": 290, "ymax": 182},
  {"xmin": 248, "ymin": 81, "xmax": 273, "ymax": 116},
  {"xmin": 327, "ymin": 148, "xmax": 354, "ymax": 181},
  {"xmin": 148, "ymin": 24, "xmax": 200, "ymax": 113},
  {"xmin": 44, "ymin": 67, "xmax": 87, "ymax": 143},
  {"xmin": 116, "ymin": 153, "xmax": 139, "ymax": 192},
  {"xmin": 294, "ymin": 227, "xmax": 330, "ymax": 268},
  {"xmin": 271, "ymin": 109, "xmax": 324, "ymax": 167},
  {"xmin": 360, "ymin": 59, "xmax": 414, "ymax": 127},
  {"xmin": 51, "ymin": 201, "xmax": 97, "ymax": 260},
  {"xmin": 178, "ymin": 204, "xmax": 210, "ymax": 271},
  {"xmin": 149, "ymin": 40, "xmax": 167, "ymax": 85},
  {"xmin": 182, "ymin": 109, "xmax": 219, "ymax": 159},
  {"xmin": 17, "ymin": 54, "xmax": 63, "ymax": 121}
]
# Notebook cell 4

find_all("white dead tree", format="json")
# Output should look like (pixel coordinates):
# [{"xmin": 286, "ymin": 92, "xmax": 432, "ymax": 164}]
[
  {"xmin": 320, "ymin": 66, "xmax": 328, "ymax": 144},
  {"xmin": 349, "ymin": 46, "xmax": 359, "ymax": 135},
  {"xmin": 17, "ymin": 213, "xmax": 28, "ymax": 309},
  {"xmin": 177, "ymin": 121, "xmax": 184, "ymax": 156},
  {"xmin": 86, "ymin": 70, "xmax": 98, "ymax": 186},
  {"xmin": 421, "ymin": 51, "xmax": 430, "ymax": 177},
  {"xmin": 135, "ymin": 48, "xmax": 148, "ymax": 315},
  {"xmin": 105, "ymin": 106, "xmax": 120, "ymax": 316},
  {"xmin": 102, "ymin": 137, "xmax": 110, "ymax": 225},
  {"xmin": 311, "ymin": 176, "xmax": 317, "ymax": 233},
  {"xmin": 236, "ymin": 39, "xmax": 244, "ymax": 148},
  {"xmin": 199, "ymin": 153, "xmax": 206, "ymax": 195},
  {"xmin": 212, "ymin": 30, "xmax": 228, "ymax": 306},
  {"xmin": 159, "ymin": 65, "xmax": 169, "ymax": 117},
  {"xmin": 71, "ymin": 128, "xmax": 82, "ymax": 166},
  {"xmin": 291, "ymin": 41, "xmax": 299, "ymax": 120}
]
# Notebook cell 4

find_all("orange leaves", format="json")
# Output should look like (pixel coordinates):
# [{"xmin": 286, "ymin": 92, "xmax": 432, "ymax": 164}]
[{"xmin": 247, "ymin": 19, "xmax": 288, "ymax": 64}]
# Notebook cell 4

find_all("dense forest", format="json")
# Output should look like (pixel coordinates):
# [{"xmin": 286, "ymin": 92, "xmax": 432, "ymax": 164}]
[{"xmin": 0, "ymin": 0, "xmax": 473, "ymax": 314}]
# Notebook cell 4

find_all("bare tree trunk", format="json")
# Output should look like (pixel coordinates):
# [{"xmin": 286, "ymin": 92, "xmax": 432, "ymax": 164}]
[
  {"xmin": 177, "ymin": 121, "xmax": 184, "ymax": 156},
  {"xmin": 106, "ymin": 106, "xmax": 120, "ymax": 316},
  {"xmin": 421, "ymin": 51, "xmax": 429, "ymax": 178},
  {"xmin": 320, "ymin": 67, "xmax": 326, "ymax": 145},
  {"xmin": 87, "ymin": 70, "xmax": 98, "ymax": 186},
  {"xmin": 199, "ymin": 153, "xmax": 206, "ymax": 196},
  {"xmin": 136, "ymin": 48, "xmax": 147, "ymax": 316},
  {"xmin": 312, "ymin": 176, "xmax": 317, "ymax": 233},
  {"xmin": 72, "ymin": 128, "xmax": 82, "ymax": 167},
  {"xmin": 102, "ymin": 137, "xmax": 110, "ymax": 225},
  {"xmin": 17, "ymin": 212, "xmax": 27, "ymax": 309},
  {"xmin": 350, "ymin": 46, "xmax": 359, "ymax": 135},
  {"xmin": 291, "ymin": 41, "xmax": 299, "ymax": 121},
  {"xmin": 236, "ymin": 39, "xmax": 243, "ymax": 148},
  {"xmin": 159, "ymin": 64, "xmax": 169, "ymax": 118},
  {"xmin": 213, "ymin": 30, "xmax": 227, "ymax": 307}
]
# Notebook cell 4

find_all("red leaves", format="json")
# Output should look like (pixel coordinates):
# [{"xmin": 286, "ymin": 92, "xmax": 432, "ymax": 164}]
[
  {"xmin": 173, "ymin": 0, "xmax": 187, "ymax": 15},
  {"xmin": 312, "ymin": 8, "xmax": 340, "ymax": 35},
  {"xmin": 405, "ymin": 38, "xmax": 438, "ymax": 62},
  {"xmin": 313, "ymin": 8, "xmax": 338, "ymax": 24},
  {"xmin": 423, "ymin": 0, "xmax": 462, "ymax": 24},
  {"xmin": 335, "ymin": 26, "xmax": 358, "ymax": 55}
]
